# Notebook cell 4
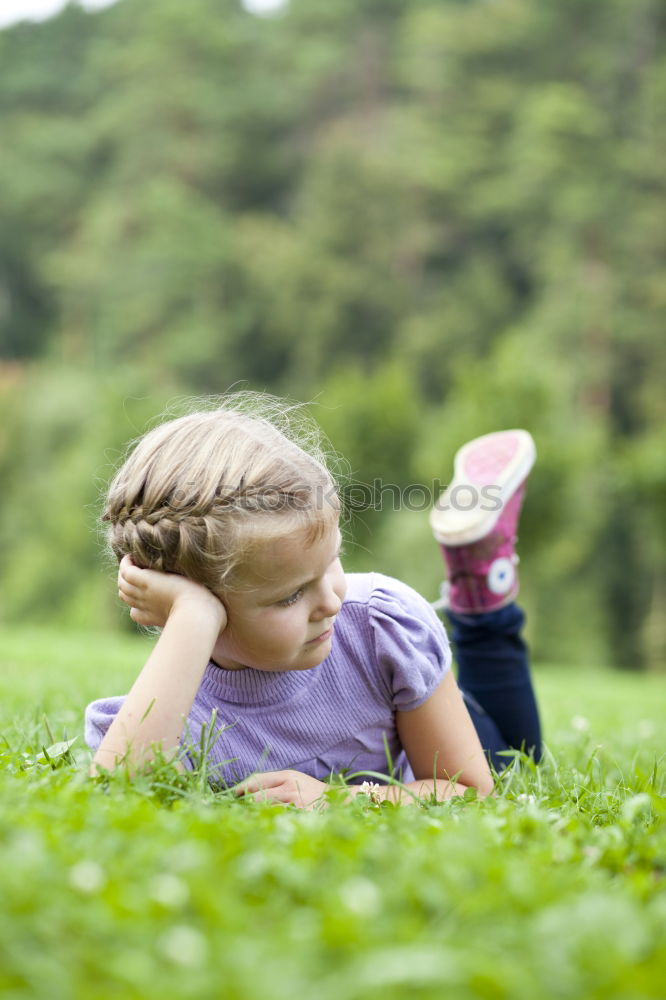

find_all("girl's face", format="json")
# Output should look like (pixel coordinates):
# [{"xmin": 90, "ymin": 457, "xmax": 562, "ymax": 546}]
[{"xmin": 211, "ymin": 519, "xmax": 347, "ymax": 672}]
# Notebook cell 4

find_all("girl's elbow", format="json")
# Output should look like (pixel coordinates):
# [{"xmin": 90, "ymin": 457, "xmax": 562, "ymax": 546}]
[
  {"xmin": 474, "ymin": 772, "xmax": 496, "ymax": 798},
  {"xmin": 477, "ymin": 780, "xmax": 495, "ymax": 799}
]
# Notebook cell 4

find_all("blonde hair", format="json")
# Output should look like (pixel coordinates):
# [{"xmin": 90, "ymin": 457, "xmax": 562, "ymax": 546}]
[{"xmin": 103, "ymin": 393, "xmax": 341, "ymax": 593}]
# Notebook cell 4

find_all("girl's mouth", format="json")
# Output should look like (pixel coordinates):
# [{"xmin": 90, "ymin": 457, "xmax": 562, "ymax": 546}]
[{"xmin": 306, "ymin": 626, "xmax": 333, "ymax": 645}]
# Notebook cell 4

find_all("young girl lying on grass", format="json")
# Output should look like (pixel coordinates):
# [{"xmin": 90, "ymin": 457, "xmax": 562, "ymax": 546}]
[{"xmin": 85, "ymin": 394, "xmax": 541, "ymax": 807}]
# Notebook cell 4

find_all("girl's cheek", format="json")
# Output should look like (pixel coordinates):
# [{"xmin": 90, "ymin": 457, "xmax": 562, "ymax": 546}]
[
  {"xmin": 252, "ymin": 608, "xmax": 284, "ymax": 633},
  {"xmin": 264, "ymin": 607, "xmax": 300, "ymax": 636}
]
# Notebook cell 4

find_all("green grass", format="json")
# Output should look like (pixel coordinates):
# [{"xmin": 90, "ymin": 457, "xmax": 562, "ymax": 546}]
[{"xmin": 1, "ymin": 626, "xmax": 664, "ymax": 1000}]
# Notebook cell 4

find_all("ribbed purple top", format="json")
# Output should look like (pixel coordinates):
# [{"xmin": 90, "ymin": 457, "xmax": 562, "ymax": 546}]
[{"xmin": 85, "ymin": 573, "xmax": 451, "ymax": 786}]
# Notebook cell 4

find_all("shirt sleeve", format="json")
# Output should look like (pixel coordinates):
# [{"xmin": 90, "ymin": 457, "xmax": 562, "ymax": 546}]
[
  {"xmin": 84, "ymin": 696, "xmax": 126, "ymax": 752},
  {"xmin": 84, "ymin": 695, "xmax": 197, "ymax": 771},
  {"xmin": 367, "ymin": 574, "xmax": 452, "ymax": 712}
]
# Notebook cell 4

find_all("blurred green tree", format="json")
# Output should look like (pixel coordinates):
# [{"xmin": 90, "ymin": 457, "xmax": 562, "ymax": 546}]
[{"xmin": 0, "ymin": 0, "xmax": 662, "ymax": 668}]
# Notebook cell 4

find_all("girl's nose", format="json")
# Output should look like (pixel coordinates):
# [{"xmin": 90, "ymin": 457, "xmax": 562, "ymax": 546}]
[
  {"xmin": 313, "ymin": 587, "xmax": 341, "ymax": 620},
  {"xmin": 311, "ymin": 569, "xmax": 345, "ymax": 620}
]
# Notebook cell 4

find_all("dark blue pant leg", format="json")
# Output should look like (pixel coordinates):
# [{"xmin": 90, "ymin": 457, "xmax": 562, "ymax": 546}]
[{"xmin": 446, "ymin": 603, "xmax": 542, "ymax": 770}]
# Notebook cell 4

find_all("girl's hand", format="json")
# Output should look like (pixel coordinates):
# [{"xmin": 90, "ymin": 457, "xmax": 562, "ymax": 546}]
[
  {"xmin": 118, "ymin": 555, "xmax": 227, "ymax": 632},
  {"xmin": 233, "ymin": 770, "xmax": 328, "ymax": 810}
]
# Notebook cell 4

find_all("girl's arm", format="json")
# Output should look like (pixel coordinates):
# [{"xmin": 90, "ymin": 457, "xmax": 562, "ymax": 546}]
[
  {"xmin": 392, "ymin": 670, "xmax": 495, "ymax": 801},
  {"xmin": 339, "ymin": 671, "xmax": 494, "ymax": 804},
  {"xmin": 92, "ymin": 557, "xmax": 226, "ymax": 774}
]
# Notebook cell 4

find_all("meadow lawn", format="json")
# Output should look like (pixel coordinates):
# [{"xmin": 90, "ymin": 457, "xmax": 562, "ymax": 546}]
[{"xmin": 0, "ymin": 626, "xmax": 664, "ymax": 1000}]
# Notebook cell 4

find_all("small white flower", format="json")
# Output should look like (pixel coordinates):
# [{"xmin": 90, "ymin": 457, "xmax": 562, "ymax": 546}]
[
  {"xmin": 158, "ymin": 925, "xmax": 207, "ymax": 967},
  {"xmin": 69, "ymin": 860, "xmax": 105, "ymax": 893},
  {"xmin": 149, "ymin": 874, "xmax": 189, "ymax": 908},
  {"xmin": 339, "ymin": 878, "xmax": 382, "ymax": 917},
  {"xmin": 360, "ymin": 781, "xmax": 382, "ymax": 805},
  {"xmin": 571, "ymin": 715, "xmax": 590, "ymax": 732}
]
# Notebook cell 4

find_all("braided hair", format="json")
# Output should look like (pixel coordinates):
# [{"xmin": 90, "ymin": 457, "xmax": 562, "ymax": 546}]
[{"xmin": 103, "ymin": 394, "xmax": 341, "ymax": 594}]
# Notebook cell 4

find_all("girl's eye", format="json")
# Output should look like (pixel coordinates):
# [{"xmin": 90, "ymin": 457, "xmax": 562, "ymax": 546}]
[{"xmin": 277, "ymin": 588, "xmax": 304, "ymax": 608}]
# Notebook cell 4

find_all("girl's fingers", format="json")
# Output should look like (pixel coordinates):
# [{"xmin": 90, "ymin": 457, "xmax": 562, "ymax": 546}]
[
  {"xmin": 119, "ymin": 558, "xmax": 145, "ymax": 588},
  {"xmin": 118, "ymin": 573, "xmax": 151, "ymax": 610},
  {"xmin": 118, "ymin": 560, "xmax": 150, "ymax": 602},
  {"xmin": 118, "ymin": 554, "xmax": 136, "ymax": 578},
  {"xmin": 118, "ymin": 571, "xmax": 140, "ymax": 592},
  {"xmin": 234, "ymin": 771, "xmax": 286, "ymax": 801},
  {"xmin": 129, "ymin": 607, "xmax": 157, "ymax": 627},
  {"xmin": 234, "ymin": 771, "xmax": 284, "ymax": 796},
  {"xmin": 118, "ymin": 579, "xmax": 142, "ymax": 604},
  {"xmin": 119, "ymin": 591, "xmax": 145, "ymax": 614},
  {"xmin": 233, "ymin": 771, "xmax": 325, "ymax": 809}
]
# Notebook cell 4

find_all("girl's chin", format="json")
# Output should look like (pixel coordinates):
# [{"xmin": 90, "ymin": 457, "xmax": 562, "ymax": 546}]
[
  {"xmin": 210, "ymin": 653, "xmax": 327, "ymax": 673},
  {"xmin": 210, "ymin": 634, "xmax": 333, "ymax": 672}
]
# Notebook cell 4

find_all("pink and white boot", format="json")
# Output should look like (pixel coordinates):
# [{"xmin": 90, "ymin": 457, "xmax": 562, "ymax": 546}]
[{"xmin": 430, "ymin": 430, "xmax": 536, "ymax": 614}]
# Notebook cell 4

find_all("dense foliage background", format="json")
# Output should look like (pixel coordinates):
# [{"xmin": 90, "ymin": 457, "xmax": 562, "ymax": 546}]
[{"xmin": 0, "ymin": 0, "xmax": 664, "ymax": 669}]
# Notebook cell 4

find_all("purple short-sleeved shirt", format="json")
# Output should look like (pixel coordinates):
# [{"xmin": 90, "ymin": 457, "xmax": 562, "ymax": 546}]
[{"xmin": 85, "ymin": 573, "xmax": 451, "ymax": 786}]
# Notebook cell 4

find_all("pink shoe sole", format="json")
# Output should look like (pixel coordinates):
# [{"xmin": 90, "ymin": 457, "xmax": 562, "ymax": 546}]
[{"xmin": 430, "ymin": 429, "xmax": 536, "ymax": 547}]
